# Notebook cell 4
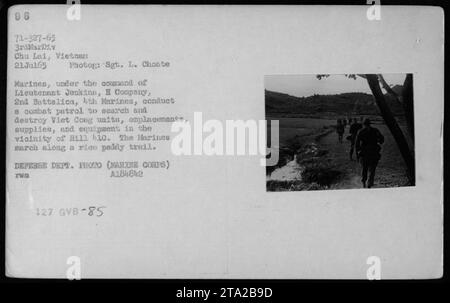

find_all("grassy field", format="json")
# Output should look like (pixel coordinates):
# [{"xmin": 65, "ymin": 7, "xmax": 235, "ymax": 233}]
[{"xmin": 267, "ymin": 116, "xmax": 335, "ymax": 145}]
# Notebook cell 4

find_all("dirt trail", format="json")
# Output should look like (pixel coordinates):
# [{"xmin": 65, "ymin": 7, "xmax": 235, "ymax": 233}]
[
  {"xmin": 317, "ymin": 130, "xmax": 365, "ymax": 189},
  {"xmin": 317, "ymin": 124, "xmax": 410, "ymax": 189},
  {"xmin": 267, "ymin": 118, "xmax": 411, "ymax": 190}
]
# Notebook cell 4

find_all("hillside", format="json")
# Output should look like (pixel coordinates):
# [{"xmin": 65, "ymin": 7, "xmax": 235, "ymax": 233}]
[{"xmin": 265, "ymin": 88, "xmax": 404, "ymax": 116}]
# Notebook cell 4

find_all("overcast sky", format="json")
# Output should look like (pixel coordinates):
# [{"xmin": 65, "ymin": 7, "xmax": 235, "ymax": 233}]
[{"xmin": 265, "ymin": 74, "xmax": 407, "ymax": 98}]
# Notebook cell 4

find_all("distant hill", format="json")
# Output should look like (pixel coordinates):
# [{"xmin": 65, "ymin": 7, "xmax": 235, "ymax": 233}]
[{"xmin": 265, "ymin": 88, "xmax": 405, "ymax": 116}]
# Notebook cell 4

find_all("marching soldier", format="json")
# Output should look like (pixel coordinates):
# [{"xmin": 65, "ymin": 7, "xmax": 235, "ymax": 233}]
[
  {"xmin": 355, "ymin": 118, "xmax": 384, "ymax": 188},
  {"xmin": 348, "ymin": 118, "xmax": 362, "ymax": 160}
]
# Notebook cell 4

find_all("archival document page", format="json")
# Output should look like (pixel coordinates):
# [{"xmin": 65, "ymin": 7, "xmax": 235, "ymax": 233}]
[{"xmin": 5, "ymin": 5, "xmax": 444, "ymax": 279}]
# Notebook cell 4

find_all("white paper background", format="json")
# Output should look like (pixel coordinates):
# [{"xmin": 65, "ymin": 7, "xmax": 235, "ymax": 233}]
[{"xmin": 6, "ymin": 5, "xmax": 444, "ymax": 279}]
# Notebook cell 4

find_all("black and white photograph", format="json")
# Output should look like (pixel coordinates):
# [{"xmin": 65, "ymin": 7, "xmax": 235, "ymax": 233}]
[{"xmin": 266, "ymin": 74, "xmax": 415, "ymax": 191}]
